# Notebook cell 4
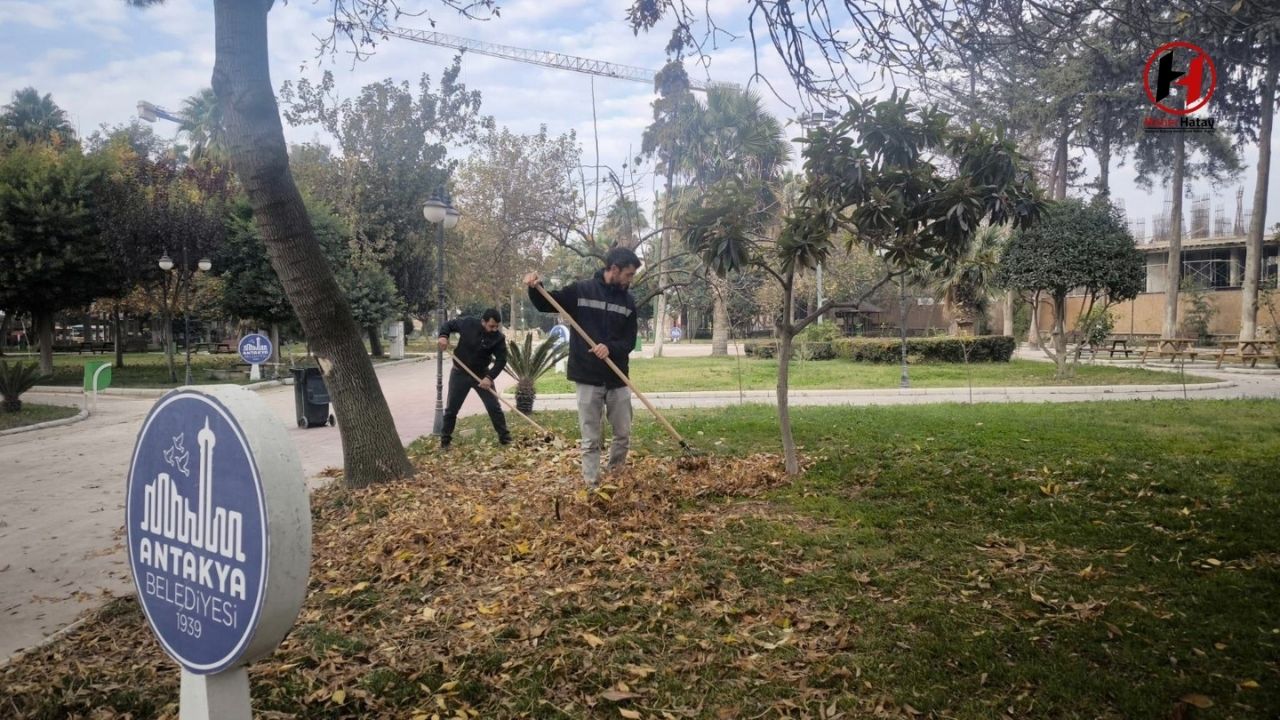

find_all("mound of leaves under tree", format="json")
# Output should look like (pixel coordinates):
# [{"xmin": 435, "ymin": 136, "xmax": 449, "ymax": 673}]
[{"xmin": 2, "ymin": 438, "xmax": 953, "ymax": 719}]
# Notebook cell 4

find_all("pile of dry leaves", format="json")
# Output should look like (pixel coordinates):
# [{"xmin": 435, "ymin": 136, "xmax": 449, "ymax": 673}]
[{"xmin": 1, "ymin": 440, "xmax": 909, "ymax": 719}]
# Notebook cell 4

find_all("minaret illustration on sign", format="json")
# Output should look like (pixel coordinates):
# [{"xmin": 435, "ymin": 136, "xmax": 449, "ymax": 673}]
[{"xmin": 140, "ymin": 417, "xmax": 246, "ymax": 563}]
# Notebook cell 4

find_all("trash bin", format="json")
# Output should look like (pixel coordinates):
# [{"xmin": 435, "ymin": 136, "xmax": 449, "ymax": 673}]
[{"xmin": 290, "ymin": 366, "xmax": 335, "ymax": 429}]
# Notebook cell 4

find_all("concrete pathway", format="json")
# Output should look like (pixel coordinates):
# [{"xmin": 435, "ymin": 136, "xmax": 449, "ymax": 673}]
[{"xmin": 0, "ymin": 356, "xmax": 506, "ymax": 662}]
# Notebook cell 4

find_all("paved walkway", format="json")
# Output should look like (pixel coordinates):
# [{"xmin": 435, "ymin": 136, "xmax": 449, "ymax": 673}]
[{"xmin": 0, "ymin": 356, "xmax": 507, "ymax": 662}]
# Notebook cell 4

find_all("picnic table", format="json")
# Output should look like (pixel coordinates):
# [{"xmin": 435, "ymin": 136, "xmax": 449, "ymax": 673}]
[
  {"xmin": 1079, "ymin": 337, "xmax": 1134, "ymax": 359},
  {"xmin": 1140, "ymin": 337, "xmax": 1202, "ymax": 363},
  {"xmin": 1215, "ymin": 339, "xmax": 1279, "ymax": 369}
]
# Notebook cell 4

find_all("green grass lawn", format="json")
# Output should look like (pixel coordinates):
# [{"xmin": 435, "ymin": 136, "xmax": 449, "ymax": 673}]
[
  {"xmin": 0, "ymin": 402, "xmax": 79, "ymax": 431},
  {"xmin": 521, "ymin": 356, "xmax": 1214, "ymax": 394},
  {"xmin": 6, "ymin": 343, "xmax": 402, "ymax": 389},
  {"xmin": 455, "ymin": 401, "xmax": 1280, "ymax": 718}
]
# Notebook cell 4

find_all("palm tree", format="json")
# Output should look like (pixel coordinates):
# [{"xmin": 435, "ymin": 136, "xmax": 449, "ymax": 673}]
[
  {"xmin": 916, "ymin": 224, "xmax": 1006, "ymax": 336},
  {"xmin": 679, "ymin": 88, "xmax": 790, "ymax": 355},
  {"xmin": 178, "ymin": 88, "xmax": 226, "ymax": 162},
  {"xmin": 601, "ymin": 197, "xmax": 648, "ymax": 250},
  {"xmin": 0, "ymin": 87, "xmax": 74, "ymax": 145},
  {"xmin": 504, "ymin": 335, "xmax": 568, "ymax": 413}
]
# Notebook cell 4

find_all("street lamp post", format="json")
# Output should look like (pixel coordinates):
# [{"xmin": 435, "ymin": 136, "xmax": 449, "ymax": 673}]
[
  {"xmin": 423, "ymin": 193, "xmax": 460, "ymax": 436},
  {"xmin": 159, "ymin": 243, "xmax": 212, "ymax": 386}
]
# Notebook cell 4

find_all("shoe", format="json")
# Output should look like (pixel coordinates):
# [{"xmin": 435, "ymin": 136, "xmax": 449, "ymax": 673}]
[
  {"xmin": 440, "ymin": 439, "xmax": 451, "ymax": 451},
  {"xmin": 499, "ymin": 436, "xmax": 512, "ymax": 446}
]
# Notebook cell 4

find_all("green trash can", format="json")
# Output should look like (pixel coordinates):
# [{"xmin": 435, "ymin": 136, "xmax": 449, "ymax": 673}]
[
  {"xmin": 634, "ymin": 336, "xmax": 642, "ymax": 352},
  {"xmin": 84, "ymin": 360, "xmax": 112, "ymax": 392}
]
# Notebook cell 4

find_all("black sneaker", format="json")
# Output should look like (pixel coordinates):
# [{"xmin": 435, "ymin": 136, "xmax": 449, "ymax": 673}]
[
  {"xmin": 440, "ymin": 439, "xmax": 451, "ymax": 451},
  {"xmin": 499, "ymin": 436, "xmax": 512, "ymax": 446}
]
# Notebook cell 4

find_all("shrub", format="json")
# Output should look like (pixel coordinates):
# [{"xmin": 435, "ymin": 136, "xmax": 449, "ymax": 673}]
[
  {"xmin": 1077, "ymin": 307, "xmax": 1115, "ymax": 347},
  {"xmin": 832, "ymin": 335, "xmax": 1016, "ymax": 363},
  {"xmin": 796, "ymin": 323, "xmax": 840, "ymax": 361},
  {"xmin": 0, "ymin": 361, "xmax": 48, "ymax": 412}
]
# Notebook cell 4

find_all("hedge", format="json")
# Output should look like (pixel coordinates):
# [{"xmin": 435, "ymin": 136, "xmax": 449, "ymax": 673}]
[
  {"xmin": 834, "ymin": 335, "xmax": 1016, "ymax": 363},
  {"xmin": 744, "ymin": 335, "xmax": 1016, "ymax": 363}
]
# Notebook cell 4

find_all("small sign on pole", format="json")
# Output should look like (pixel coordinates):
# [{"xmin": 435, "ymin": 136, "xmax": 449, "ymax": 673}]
[
  {"xmin": 238, "ymin": 334, "xmax": 273, "ymax": 383},
  {"xmin": 126, "ymin": 386, "xmax": 310, "ymax": 719}
]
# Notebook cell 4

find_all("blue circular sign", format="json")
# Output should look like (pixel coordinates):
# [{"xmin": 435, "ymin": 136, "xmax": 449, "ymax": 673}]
[
  {"xmin": 126, "ymin": 390, "xmax": 268, "ymax": 674},
  {"xmin": 238, "ymin": 334, "xmax": 273, "ymax": 365}
]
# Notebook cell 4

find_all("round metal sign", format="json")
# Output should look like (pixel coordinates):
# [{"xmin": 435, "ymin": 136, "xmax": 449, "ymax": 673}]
[
  {"xmin": 126, "ymin": 387, "xmax": 309, "ymax": 675},
  {"xmin": 238, "ymin": 334, "xmax": 273, "ymax": 366}
]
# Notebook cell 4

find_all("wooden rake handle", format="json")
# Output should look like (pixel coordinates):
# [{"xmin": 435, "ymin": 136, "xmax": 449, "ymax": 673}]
[
  {"xmin": 532, "ymin": 282, "xmax": 689, "ymax": 447},
  {"xmin": 450, "ymin": 355, "xmax": 551, "ymax": 435}
]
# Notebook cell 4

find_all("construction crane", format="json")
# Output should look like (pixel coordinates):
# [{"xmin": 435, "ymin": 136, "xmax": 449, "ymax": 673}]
[
  {"xmin": 378, "ymin": 25, "xmax": 738, "ymax": 93},
  {"xmin": 136, "ymin": 101, "xmax": 182, "ymax": 124}
]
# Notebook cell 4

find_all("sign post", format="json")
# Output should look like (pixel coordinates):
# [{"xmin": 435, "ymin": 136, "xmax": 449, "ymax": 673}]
[
  {"xmin": 238, "ymin": 334, "xmax": 273, "ymax": 383},
  {"xmin": 126, "ymin": 385, "xmax": 310, "ymax": 720}
]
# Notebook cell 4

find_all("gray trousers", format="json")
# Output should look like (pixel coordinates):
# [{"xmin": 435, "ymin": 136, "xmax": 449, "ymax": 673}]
[{"xmin": 575, "ymin": 383, "xmax": 632, "ymax": 485}]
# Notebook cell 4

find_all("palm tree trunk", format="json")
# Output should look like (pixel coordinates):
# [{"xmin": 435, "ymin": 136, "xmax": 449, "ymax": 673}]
[
  {"xmin": 1163, "ymin": 132, "xmax": 1186, "ymax": 339},
  {"xmin": 212, "ymin": 0, "xmax": 411, "ymax": 487},
  {"xmin": 1002, "ymin": 292, "xmax": 1015, "ymax": 336},
  {"xmin": 711, "ymin": 274, "xmax": 730, "ymax": 356},
  {"xmin": 1241, "ymin": 48, "xmax": 1277, "ymax": 341}
]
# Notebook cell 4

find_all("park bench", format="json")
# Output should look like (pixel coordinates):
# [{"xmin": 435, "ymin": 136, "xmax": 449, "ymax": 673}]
[
  {"xmin": 1140, "ymin": 337, "xmax": 1202, "ymax": 364},
  {"xmin": 1215, "ymin": 340, "xmax": 1279, "ymax": 369}
]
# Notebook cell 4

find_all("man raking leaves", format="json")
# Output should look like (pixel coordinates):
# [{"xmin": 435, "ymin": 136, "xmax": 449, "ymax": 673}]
[
  {"xmin": 436, "ymin": 309, "xmax": 511, "ymax": 449},
  {"xmin": 526, "ymin": 249, "xmax": 706, "ymax": 489}
]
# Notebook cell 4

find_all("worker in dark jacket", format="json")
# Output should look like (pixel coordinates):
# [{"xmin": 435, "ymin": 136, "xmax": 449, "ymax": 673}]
[
  {"xmin": 525, "ymin": 247, "xmax": 640, "ymax": 487},
  {"xmin": 437, "ymin": 308, "xmax": 510, "ymax": 448}
]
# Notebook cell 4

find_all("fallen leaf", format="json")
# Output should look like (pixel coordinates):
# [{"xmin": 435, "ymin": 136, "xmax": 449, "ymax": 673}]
[
  {"xmin": 601, "ymin": 689, "xmax": 643, "ymax": 701},
  {"xmin": 1180, "ymin": 694, "xmax": 1213, "ymax": 709},
  {"xmin": 1239, "ymin": 679, "xmax": 1260, "ymax": 689},
  {"xmin": 620, "ymin": 710, "xmax": 642, "ymax": 719},
  {"xmin": 331, "ymin": 689, "xmax": 346, "ymax": 704},
  {"xmin": 582, "ymin": 632, "xmax": 606, "ymax": 648}
]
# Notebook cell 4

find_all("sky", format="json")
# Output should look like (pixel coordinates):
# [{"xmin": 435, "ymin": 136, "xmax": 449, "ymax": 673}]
[{"xmin": 1, "ymin": 0, "xmax": 1276, "ymax": 237}]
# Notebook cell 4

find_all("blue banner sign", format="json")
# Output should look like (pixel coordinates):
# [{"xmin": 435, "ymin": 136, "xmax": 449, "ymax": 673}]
[{"xmin": 238, "ymin": 334, "xmax": 273, "ymax": 366}]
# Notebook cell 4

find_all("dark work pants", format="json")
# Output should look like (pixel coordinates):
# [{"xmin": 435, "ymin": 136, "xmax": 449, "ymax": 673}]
[{"xmin": 441, "ymin": 369, "xmax": 510, "ymax": 444}]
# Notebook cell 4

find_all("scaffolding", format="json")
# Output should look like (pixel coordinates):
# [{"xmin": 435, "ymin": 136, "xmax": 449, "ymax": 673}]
[{"xmin": 1189, "ymin": 193, "xmax": 1210, "ymax": 238}]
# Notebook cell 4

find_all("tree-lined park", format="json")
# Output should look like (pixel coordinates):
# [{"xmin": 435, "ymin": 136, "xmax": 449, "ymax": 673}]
[{"xmin": 1, "ymin": 1, "xmax": 1279, "ymax": 718}]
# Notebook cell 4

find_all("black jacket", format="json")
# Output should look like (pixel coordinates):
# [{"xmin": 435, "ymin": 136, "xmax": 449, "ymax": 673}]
[
  {"xmin": 437, "ymin": 316, "xmax": 507, "ymax": 380},
  {"xmin": 529, "ymin": 270, "xmax": 637, "ymax": 388}
]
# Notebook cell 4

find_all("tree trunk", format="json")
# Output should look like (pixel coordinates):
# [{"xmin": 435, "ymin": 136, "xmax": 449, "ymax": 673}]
[
  {"xmin": 1002, "ymin": 292, "xmax": 1015, "ymax": 336},
  {"xmin": 212, "ymin": 0, "xmax": 411, "ymax": 487},
  {"xmin": 1053, "ymin": 294, "xmax": 1070, "ymax": 379},
  {"xmin": 1027, "ymin": 299, "xmax": 1040, "ymax": 348},
  {"xmin": 1241, "ymin": 50, "xmax": 1277, "ymax": 342},
  {"xmin": 34, "ymin": 309, "xmax": 54, "ymax": 376},
  {"xmin": 114, "ymin": 305, "xmax": 125, "ymax": 369},
  {"xmin": 0, "ymin": 310, "xmax": 10, "ymax": 356},
  {"xmin": 367, "ymin": 326, "xmax": 384, "ymax": 357},
  {"xmin": 164, "ymin": 305, "xmax": 177, "ymax": 384},
  {"xmin": 711, "ymin": 274, "xmax": 730, "ymax": 356},
  {"xmin": 1054, "ymin": 125, "xmax": 1069, "ymax": 200},
  {"xmin": 269, "ymin": 322, "xmax": 281, "ymax": 377},
  {"xmin": 1163, "ymin": 132, "xmax": 1186, "ymax": 338},
  {"xmin": 1096, "ymin": 128, "xmax": 1112, "ymax": 200},
  {"xmin": 777, "ymin": 275, "xmax": 799, "ymax": 476}
]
